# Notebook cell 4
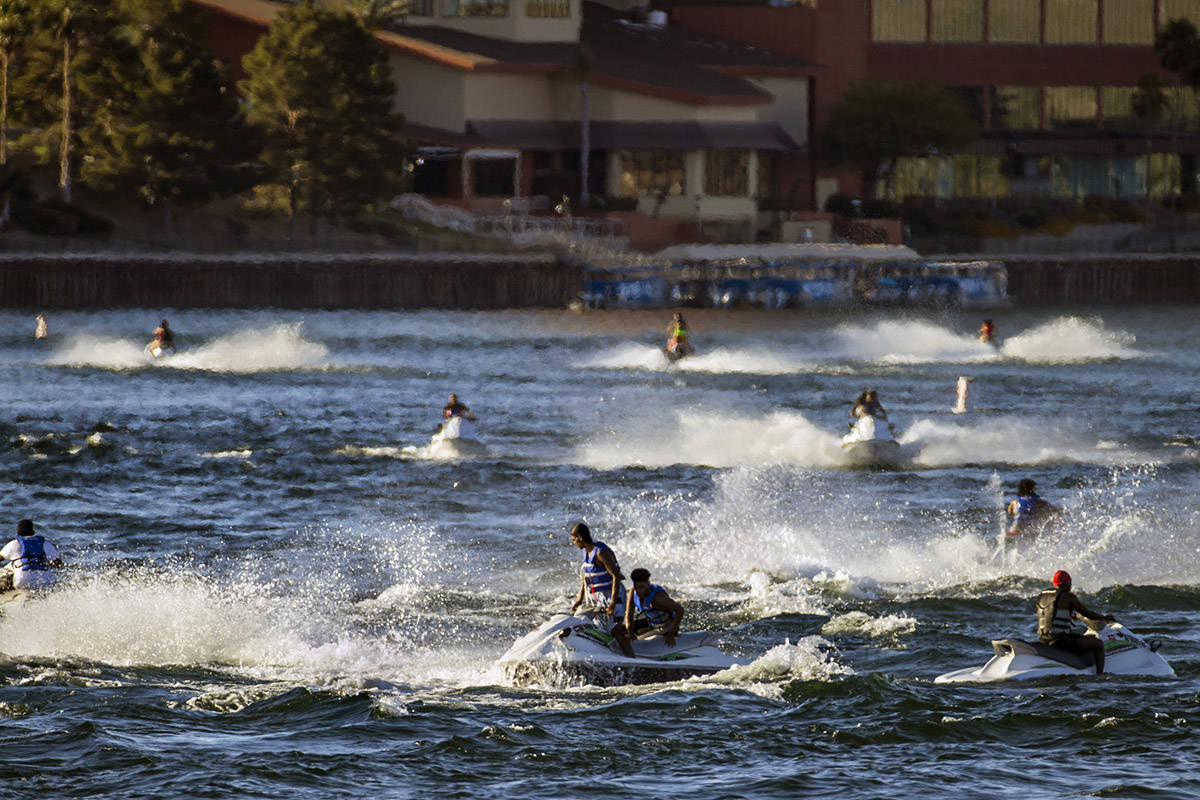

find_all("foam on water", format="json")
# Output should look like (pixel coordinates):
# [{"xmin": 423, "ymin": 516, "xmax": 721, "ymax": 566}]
[
  {"xmin": 577, "ymin": 409, "xmax": 845, "ymax": 469},
  {"xmin": 821, "ymin": 611, "xmax": 917, "ymax": 639},
  {"xmin": 45, "ymin": 323, "xmax": 327, "ymax": 372},
  {"xmin": 900, "ymin": 416, "xmax": 1151, "ymax": 467},
  {"xmin": 832, "ymin": 319, "xmax": 999, "ymax": 364},
  {"xmin": 1001, "ymin": 316, "xmax": 1141, "ymax": 363},
  {"xmin": 705, "ymin": 637, "xmax": 854, "ymax": 686},
  {"xmin": 581, "ymin": 342, "xmax": 817, "ymax": 375}
]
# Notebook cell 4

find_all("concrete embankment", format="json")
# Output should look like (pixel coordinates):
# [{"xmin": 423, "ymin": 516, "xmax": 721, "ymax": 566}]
[
  {"xmin": 1003, "ymin": 255, "xmax": 1200, "ymax": 305},
  {"xmin": 0, "ymin": 251, "xmax": 577, "ymax": 309}
]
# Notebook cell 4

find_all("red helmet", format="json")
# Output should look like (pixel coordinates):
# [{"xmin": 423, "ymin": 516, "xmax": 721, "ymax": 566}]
[{"xmin": 1052, "ymin": 570, "xmax": 1071, "ymax": 587}]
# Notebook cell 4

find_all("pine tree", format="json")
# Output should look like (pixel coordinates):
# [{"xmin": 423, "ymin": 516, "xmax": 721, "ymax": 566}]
[
  {"xmin": 85, "ymin": 0, "xmax": 261, "ymax": 235},
  {"xmin": 240, "ymin": 2, "xmax": 406, "ymax": 237}
]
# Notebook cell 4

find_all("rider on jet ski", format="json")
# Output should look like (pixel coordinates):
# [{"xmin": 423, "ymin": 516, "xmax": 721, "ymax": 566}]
[
  {"xmin": 1005, "ymin": 479, "xmax": 1059, "ymax": 539},
  {"xmin": 149, "ymin": 319, "xmax": 177, "ymax": 355},
  {"xmin": 569, "ymin": 522, "xmax": 634, "ymax": 657},
  {"xmin": 624, "ymin": 568, "xmax": 685, "ymax": 648},
  {"xmin": 443, "ymin": 394, "xmax": 475, "ymax": 421},
  {"xmin": 978, "ymin": 318, "xmax": 997, "ymax": 345},
  {"xmin": 0, "ymin": 519, "xmax": 65, "ymax": 592},
  {"xmin": 852, "ymin": 390, "xmax": 887, "ymax": 420},
  {"xmin": 665, "ymin": 313, "xmax": 694, "ymax": 359},
  {"xmin": 1037, "ymin": 570, "xmax": 1115, "ymax": 674}
]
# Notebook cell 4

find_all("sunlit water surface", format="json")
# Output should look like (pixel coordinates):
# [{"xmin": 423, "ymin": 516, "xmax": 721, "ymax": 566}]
[{"xmin": 2, "ymin": 306, "xmax": 1198, "ymax": 799}]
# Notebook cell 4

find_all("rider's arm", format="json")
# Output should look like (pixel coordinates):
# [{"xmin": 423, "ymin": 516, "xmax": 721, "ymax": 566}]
[
  {"xmin": 596, "ymin": 550, "xmax": 622, "ymax": 613},
  {"xmin": 1069, "ymin": 594, "xmax": 1113, "ymax": 622},
  {"xmin": 571, "ymin": 576, "xmax": 586, "ymax": 611},
  {"xmin": 623, "ymin": 587, "xmax": 635, "ymax": 632},
  {"xmin": 653, "ymin": 594, "xmax": 685, "ymax": 635}
]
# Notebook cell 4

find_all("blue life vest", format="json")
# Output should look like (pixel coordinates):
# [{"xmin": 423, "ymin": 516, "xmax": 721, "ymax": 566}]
[
  {"xmin": 12, "ymin": 536, "xmax": 50, "ymax": 571},
  {"xmin": 633, "ymin": 585, "xmax": 676, "ymax": 629},
  {"xmin": 1011, "ymin": 495, "xmax": 1038, "ymax": 531},
  {"xmin": 583, "ymin": 542, "xmax": 621, "ymax": 603}
]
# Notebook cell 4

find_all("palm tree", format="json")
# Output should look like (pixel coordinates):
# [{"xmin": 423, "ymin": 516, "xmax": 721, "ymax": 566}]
[{"xmin": 0, "ymin": 0, "xmax": 27, "ymax": 224}]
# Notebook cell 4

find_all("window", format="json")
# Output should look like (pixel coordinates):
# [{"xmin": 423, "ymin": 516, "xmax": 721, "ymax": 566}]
[
  {"xmin": 931, "ymin": 0, "xmax": 983, "ymax": 41},
  {"xmin": 1046, "ymin": 86, "xmax": 1098, "ymax": 128},
  {"xmin": 704, "ymin": 150, "xmax": 750, "ymax": 196},
  {"xmin": 1102, "ymin": 86, "xmax": 1137, "ymax": 128},
  {"xmin": 872, "ymin": 0, "xmax": 927, "ymax": 42},
  {"xmin": 1103, "ymin": 0, "xmax": 1153, "ymax": 43},
  {"xmin": 525, "ymin": 0, "xmax": 569, "ymax": 17},
  {"xmin": 1160, "ymin": 0, "xmax": 1200, "ymax": 25},
  {"xmin": 994, "ymin": 86, "xmax": 1041, "ymax": 129},
  {"xmin": 988, "ymin": 0, "xmax": 1040, "ymax": 42},
  {"xmin": 473, "ymin": 159, "xmax": 516, "ymax": 196},
  {"xmin": 618, "ymin": 151, "xmax": 686, "ymax": 197},
  {"xmin": 410, "ymin": 0, "xmax": 435, "ymax": 14},
  {"xmin": 887, "ymin": 155, "xmax": 1010, "ymax": 199},
  {"xmin": 1045, "ymin": 0, "xmax": 1097, "ymax": 43},
  {"xmin": 442, "ymin": 0, "xmax": 508, "ymax": 16}
]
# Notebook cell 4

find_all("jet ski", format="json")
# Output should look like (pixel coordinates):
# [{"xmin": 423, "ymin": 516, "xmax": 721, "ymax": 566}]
[
  {"xmin": 841, "ymin": 415, "xmax": 902, "ymax": 466},
  {"xmin": 498, "ymin": 611, "xmax": 749, "ymax": 687},
  {"xmin": 664, "ymin": 340, "xmax": 694, "ymax": 364},
  {"xmin": 427, "ymin": 415, "xmax": 487, "ymax": 459},
  {"xmin": 935, "ymin": 621, "xmax": 1174, "ymax": 683},
  {"xmin": 145, "ymin": 341, "xmax": 176, "ymax": 359}
]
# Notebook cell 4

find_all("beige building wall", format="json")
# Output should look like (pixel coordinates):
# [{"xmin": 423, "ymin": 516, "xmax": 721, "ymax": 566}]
[
  {"xmin": 389, "ymin": 55, "xmax": 468, "ymax": 131},
  {"xmin": 587, "ymin": 86, "xmax": 762, "ymax": 123},
  {"xmin": 464, "ymin": 72, "xmax": 557, "ymax": 120},
  {"xmin": 749, "ymin": 76, "xmax": 809, "ymax": 148}
]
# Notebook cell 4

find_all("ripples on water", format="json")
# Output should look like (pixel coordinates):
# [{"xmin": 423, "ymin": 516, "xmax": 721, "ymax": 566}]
[{"xmin": 1, "ymin": 307, "xmax": 1198, "ymax": 799}]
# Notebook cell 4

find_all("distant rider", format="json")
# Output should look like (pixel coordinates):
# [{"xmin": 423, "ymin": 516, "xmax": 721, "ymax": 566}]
[
  {"xmin": 1006, "ymin": 478, "xmax": 1059, "ymax": 539},
  {"xmin": 0, "ymin": 519, "xmax": 64, "ymax": 592},
  {"xmin": 852, "ymin": 389, "xmax": 887, "ymax": 420},
  {"xmin": 149, "ymin": 319, "xmax": 176, "ymax": 355},
  {"xmin": 569, "ymin": 522, "xmax": 633, "ymax": 657},
  {"xmin": 442, "ymin": 394, "xmax": 475, "ymax": 421},
  {"xmin": 624, "ymin": 567, "xmax": 685, "ymax": 648},
  {"xmin": 35, "ymin": 313, "xmax": 48, "ymax": 340},
  {"xmin": 1036, "ymin": 570, "xmax": 1114, "ymax": 674},
  {"xmin": 978, "ymin": 318, "xmax": 997, "ymax": 345},
  {"xmin": 665, "ymin": 312, "xmax": 694, "ymax": 359}
]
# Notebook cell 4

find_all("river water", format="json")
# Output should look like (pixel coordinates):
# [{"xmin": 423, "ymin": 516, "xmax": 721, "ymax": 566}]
[{"xmin": 1, "ymin": 306, "xmax": 1197, "ymax": 799}]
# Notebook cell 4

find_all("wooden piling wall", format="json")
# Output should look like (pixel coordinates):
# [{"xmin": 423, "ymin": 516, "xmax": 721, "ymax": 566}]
[
  {"xmin": 0, "ymin": 252, "xmax": 579, "ymax": 309},
  {"xmin": 1004, "ymin": 255, "xmax": 1200, "ymax": 305}
]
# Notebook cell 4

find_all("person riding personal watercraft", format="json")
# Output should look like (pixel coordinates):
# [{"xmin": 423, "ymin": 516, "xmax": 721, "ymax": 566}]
[
  {"xmin": 664, "ymin": 313, "xmax": 695, "ymax": 363},
  {"xmin": 427, "ymin": 393, "xmax": 486, "ymax": 458},
  {"xmin": 935, "ymin": 570, "xmax": 1174, "ymax": 683},
  {"xmin": 1, "ymin": 519, "xmax": 64, "ymax": 603},
  {"xmin": 146, "ymin": 319, "xmax": 177, "ymax": 358},
  {"xmin": 842, "ymin": 390, "xmax": 902, "ymax": 466},
  {"xmin": 1004, "ymin": 479, "xmax": 1060, "ymax": 541},
  {"xmin": 978, "ymin": 318, "xmax": 998, "ymax": 347}
]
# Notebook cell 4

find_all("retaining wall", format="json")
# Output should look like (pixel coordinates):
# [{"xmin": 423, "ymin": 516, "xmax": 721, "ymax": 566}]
[{"xmin": 1004, "ymin": 255, "xmax": 1200, "ymax": 305}]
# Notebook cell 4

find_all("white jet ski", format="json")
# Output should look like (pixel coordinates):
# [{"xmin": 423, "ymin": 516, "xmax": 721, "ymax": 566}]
[
  {"xmin": 498, "ymin": 611, "xmax": 749, "ymax": 686},
  {"xmin": 841, "ymin": 415, "xmax": 902, "ymax": 466},
  {"xmin": 935, "ymin": 621, "xmax": 1174, "ymax": 683},
  {"xmin": 427, "ymin": 415, "xmax": 487, "ymax": 459}
]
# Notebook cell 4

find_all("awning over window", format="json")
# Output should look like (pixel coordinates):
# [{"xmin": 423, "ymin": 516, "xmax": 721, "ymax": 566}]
[{"xmin": 466, "ymin": 120, "xmax": 801, "ymax": 151}]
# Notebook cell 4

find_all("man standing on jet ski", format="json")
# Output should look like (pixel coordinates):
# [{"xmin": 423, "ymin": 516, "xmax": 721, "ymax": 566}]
[
  {"xmin": 624, "ymin": 568, "xmax": 685, "ymax": 648},
  {"xmin": 442, "ymin": 394, "xmax": 475, "ymax": 421},
  {"xmin": 1037, "ymin": 570, "xmax": 1115, "ymax": 674},
  {"xmin": 1006, "ymin": 479, "xmax": 1059, "ymax": 539},
  {"xmin": 149, "ymin": 319, "xmax": 177, "ymax": 355},
  {"xmin": 0, "ymin": 519, "xmax": 64, "ymax": 592},
  {"xmin": 569, "ymin": 522, "xmax": 634, "ymax": 658}
]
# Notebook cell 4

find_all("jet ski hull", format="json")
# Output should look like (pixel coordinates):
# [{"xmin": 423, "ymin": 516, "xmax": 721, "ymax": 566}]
[
  {"xmin": 935, "ymin": 624, "xmax": 1174, "ymax": 683},
  {"xmin": 841, "ymin": 440, "xmax": 903, "ymax": 466},
  {"xmin": 498, "ymin": 613, "xmax": 748, "ymax": 687},
  {"xmin": 427, "ymin": 416, "xmax": 487, "ymax": 459}
]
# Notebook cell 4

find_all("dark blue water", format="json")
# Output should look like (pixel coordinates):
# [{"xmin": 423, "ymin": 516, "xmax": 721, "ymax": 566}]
[{"xmin": 1, "ymin": 306, "xmax": 1197, "ymax": 799}]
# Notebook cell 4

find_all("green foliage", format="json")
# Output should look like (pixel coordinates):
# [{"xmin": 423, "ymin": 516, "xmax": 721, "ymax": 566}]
[
  {"xmin": 1132, "ymin": 73, "xmax": 1169, "ymax": 127},
  {"xmin": 84, "ymin": 0, "xmax": 261, "ymax": 215},
  {"xmin": 1156, "ymin": 18, "xmax": 1200, "ymax": 85},
  {"xmin": 818, "ymin": 79, "xmax": 979, "ymax": 191},
  {"xmin": 345, "ymin": 0, "xmax": 410, "ymax": 29},
  {"xmin": 240, "ymin": 3, "xmax": 407, "ymax": 226}
]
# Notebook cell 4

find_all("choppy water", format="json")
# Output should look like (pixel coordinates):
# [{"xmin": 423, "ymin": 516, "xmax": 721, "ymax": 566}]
[{"xmin": 2, "ymin": 306, "xmax": 1198, "ymax": 799}]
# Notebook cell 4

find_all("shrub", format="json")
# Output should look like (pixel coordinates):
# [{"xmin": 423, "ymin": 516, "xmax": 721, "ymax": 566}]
[
  {"xmin": 823, "ymin": 192, "xmax": 859, "ymax": 217},
  {"xmin": 860, "ymin": 198, "xmax": 901, "ymax": 219}
]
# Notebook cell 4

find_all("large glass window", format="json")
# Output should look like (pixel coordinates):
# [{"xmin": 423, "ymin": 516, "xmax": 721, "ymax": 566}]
[
  {"xmin": 1160, "ymin": 0, "xmax": 1200, "ymax": 25},
  {"xmin": 1045, "ymin": 0, "xmax": 1097, "ymax": 43},
  {"xmin": 525, "ymin": 0, "xmax": 569, "ymax": 17},
  {"xmin": 887, "ymin": 155, "xmax": 1010, "ymax": 199},
  {"xmin": 1047, "ymin": 86, "xmax": 1098, "ymax": 128},
  {"xmin": 442, "ymin": 0, "xmax": 509, "ymax": 16},
  {"xmin": 1102, "ymin": 86, "xmax": 1137, "ymax": 128},
  {"xmin": 1104, "ymin": 0, "xmax": 1153, "ymax": 43},
  {"xmin": 994, "ymin": 86, "xmax": 1041, "ymax": 129},
  {"xmin": 872, "ymin": 0, "xmax": 928, "ymax": 42},
  {"xmin": 619, "ymin": 151, "xmax": 686, "ymax": 197},
  {"xmin": 931, "ymin": 0, "xmax": 984, "ymax": 41},
  {"xmin": 704, "ymin": 150, "xmax": 750, "ymax": 196},
  {"xmin": 989, "ymin": 0, "xmax": 1041, "ymax": 42}
]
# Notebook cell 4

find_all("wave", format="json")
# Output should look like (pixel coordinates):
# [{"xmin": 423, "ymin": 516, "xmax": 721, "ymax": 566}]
[
  {"xmin": 581, "ymin": 342, "xmax": 818, "ymax": 375},
  {"xmin": 1001, "ymin": 316, "xmax": 1141, "ymax": 363},
  {"xmin": 45, "ymin": 323, "xmax": 327, "ymax": 372},
  {"xmin": 832, "ymin": 319, "xmax": 999, "ymax": 365}
]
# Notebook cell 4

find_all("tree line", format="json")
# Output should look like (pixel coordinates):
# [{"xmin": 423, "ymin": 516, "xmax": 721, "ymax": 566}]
[{"xmin": 0, "ymin": 0, "xmax": 408, "ymax": 237}]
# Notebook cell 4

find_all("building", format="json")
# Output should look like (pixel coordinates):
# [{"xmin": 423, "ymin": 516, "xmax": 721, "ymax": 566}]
[
  {"xmin": 194, "ymin": 0, "xmax": 816, "ymax": 243},
  {"xmin": 659, "ymin": 0, "xmax": 1200, "ymax": 206}
]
